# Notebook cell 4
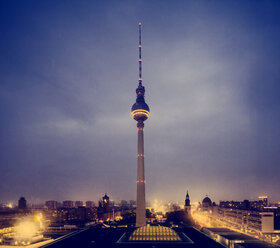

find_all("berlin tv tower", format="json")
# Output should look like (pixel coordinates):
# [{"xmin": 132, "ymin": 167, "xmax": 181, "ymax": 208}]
[{"xmin": 131, "ymin": 22, "xmax": 150, "ymax": 227}]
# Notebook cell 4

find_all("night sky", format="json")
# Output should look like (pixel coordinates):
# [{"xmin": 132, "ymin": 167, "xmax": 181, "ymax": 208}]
[{"xmin": 1, "ymin": 0, "xmax": 280, "ymax": 204}]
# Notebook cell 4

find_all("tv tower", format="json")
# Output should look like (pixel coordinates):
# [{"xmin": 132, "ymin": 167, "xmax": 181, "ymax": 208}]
[{"xmin": 131, "ymin": 22, "xmax": 150, "ymax": 227}]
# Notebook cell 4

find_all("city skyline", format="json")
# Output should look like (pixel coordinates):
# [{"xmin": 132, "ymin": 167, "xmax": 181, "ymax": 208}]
[{"xmin": 1, "ymin": 0, "xmax": 280, "ymax": 204}]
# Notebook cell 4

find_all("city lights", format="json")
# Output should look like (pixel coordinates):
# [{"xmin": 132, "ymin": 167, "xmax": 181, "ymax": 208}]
[{"xmin": 14, "ymin": 220, "xmax": 38, "ymax": 242}]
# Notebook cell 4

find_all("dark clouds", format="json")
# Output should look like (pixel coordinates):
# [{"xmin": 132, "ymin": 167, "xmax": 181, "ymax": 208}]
[{"xmin": 1, "ymin": 0, "xmax": 280, "ymax": 204}]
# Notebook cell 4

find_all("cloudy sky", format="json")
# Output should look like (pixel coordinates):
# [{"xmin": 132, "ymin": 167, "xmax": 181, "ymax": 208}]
[{"xmin": 1, "ymin": 0, "xmax": 280, "ymax": 204}]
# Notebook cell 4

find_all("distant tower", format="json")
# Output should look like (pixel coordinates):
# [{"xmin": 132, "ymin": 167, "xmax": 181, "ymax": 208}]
[
  {"xmin": 18, "ymin": 197, "xmax": 27, "ymax": 210},
  {"xmin": 102, "ymin": 194, "xmax": 110, "ymax": 213},
  {"xmin": 184, "ymin": 191, "xmax": 191, "ymax": 215},
  {"xmin": 131, "ymin": 22, "xmax": 150, "ymax": 227}
]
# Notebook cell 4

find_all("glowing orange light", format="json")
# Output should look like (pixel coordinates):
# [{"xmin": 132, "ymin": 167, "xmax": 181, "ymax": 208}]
[
  {"xmin": 14, "ymin": 220, "xmax": 38, "ymax": 242},
  {"xmin": 131, "ymin": 109, "xmax": 150, "ymax": 118}
]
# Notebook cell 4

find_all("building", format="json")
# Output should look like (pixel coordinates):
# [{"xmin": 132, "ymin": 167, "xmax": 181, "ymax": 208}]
[
  {"xmin": 77, "ymin": 206, "xmax": 87, "ymax": 221},
  {"xmin": 131, "ymin": 22, "xmax": 150, "ymax": 227},
  {"xmin": 97, "ymin": 194, "xmax": 119, "ymax": 221},
  {"xmin": 219, "ymin": 197, "xmax": 276, "ymax": 212},
  {"xmin": 18, "ymin": 197, "xmax": 27, "ymax": 210},
  {"xmin": 202, "ymin": 196, "xmax": 212, "ymax": 210},
  {"xmin": 202, "ymin": 227, "xmax": 279, "ymax": 248},
  {"xmin": 220, "ymin": 200, "xmax": 250, "ymax": 210},
  {"xmin": 85, "ymin": 201, "xmax": 95, "ymax": 208},
  {"xmin": 258, "ymin": 196, "xmax": 268, "ymax": 207},
  {"xmin": 102, "ymin": 194, "xmax": 110, "ymax": 213},
  {"xmin": 185, "ymin": 191, "xmax": 191, "ymax": 215},
  {"xmin": 45, "ymin": 200, "xmax": 58, "ymax": 210},
  {"xmin": 120, "ymin": 200, "xmax": 128, "ymax": 207},
  {"xmin": 63, "ymin": 201, "xmax": 74, "ymax": 208},
  {"xmin": 212, "ymin": 206, "xmax": 274, "ymax": 235},
  {"xmin": 75, "ymin": 201, "xmax": 83, "ymax": 208}
]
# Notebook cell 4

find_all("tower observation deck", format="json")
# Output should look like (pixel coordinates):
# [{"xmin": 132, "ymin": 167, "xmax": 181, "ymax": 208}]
[{"xmin": 131, "ymin": 22, "xmax": 150, "ymax": 227}]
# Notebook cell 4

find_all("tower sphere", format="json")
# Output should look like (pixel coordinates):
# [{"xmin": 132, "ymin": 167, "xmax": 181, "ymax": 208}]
[
  {"xmin": 131, "ymin": 101, "xmax": 150, "ymax": 121},
  {"xmin": 131, "ymin": 84, "xmax": 150, "ymax": 122}
]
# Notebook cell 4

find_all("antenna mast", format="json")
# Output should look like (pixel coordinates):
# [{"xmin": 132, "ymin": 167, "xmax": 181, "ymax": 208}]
[{"xmin": 138, "ymin": 22, "xmax": 142, "ymax": 85}]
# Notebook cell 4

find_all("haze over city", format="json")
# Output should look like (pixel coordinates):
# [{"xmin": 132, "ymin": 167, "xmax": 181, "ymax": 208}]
[{"xmin": 1, "ymin": 0, "xmax": 280, "ymax": 204}]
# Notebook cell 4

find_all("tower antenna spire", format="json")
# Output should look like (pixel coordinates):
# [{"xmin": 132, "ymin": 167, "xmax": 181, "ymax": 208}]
[{"xmin": 138, "ymin": 22, "xmax": 142, "ymax": 85}]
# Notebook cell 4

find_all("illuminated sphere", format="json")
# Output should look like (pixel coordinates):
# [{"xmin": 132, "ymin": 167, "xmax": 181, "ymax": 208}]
[
  {"xmin": 131, "ymin": 101, "xmax": 150, "ymax": 122},
  {"xmin": 131, "ymin": 83, "xmax": 150, "ymax": 122}
]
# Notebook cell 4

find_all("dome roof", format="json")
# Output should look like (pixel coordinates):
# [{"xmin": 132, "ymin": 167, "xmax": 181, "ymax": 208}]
[
  {"xmin": 202, "ymin": 196, "xmax": 212, "ymax": 204},
  {"xmin": 131, "ymin": 101, "xmax": 150, "ymax": 112}
]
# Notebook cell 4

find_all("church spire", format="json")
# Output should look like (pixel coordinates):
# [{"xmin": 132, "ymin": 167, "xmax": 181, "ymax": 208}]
[{"xmin": 185, "ymin": 191, "xmax": 190, "ymax": 207}]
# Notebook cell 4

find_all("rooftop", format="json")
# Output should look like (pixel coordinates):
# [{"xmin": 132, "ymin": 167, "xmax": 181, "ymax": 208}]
[
  {"xmin": 202, "ymin": 227, "xmax": 280, "ymax": 248},
  {"xmin": 234, "ymin": 241, "xmax": 280, "ymax": 248},
  {"xmin": 41, "ymin": 225, "xmax": 226, "ymax": 248},
  {"xmin": 202, "ymin": 227, "xmax": 233, "ymax": 234},
  {"xmin": 219, "ymin": 233, "xmax": 258, "ymax": 241}
]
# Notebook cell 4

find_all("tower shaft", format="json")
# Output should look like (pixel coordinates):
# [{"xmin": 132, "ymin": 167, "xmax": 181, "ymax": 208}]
[{"xmin": 136, "ymin": 121, "xmax": 146, "ymax": 226}]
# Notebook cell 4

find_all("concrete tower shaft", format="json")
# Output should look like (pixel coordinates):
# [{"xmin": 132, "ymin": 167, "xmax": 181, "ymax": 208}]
[
  {"xmin": 136, "ymin": 121, "xmax": 146, "ymax": 227},
  {"xmin": 136, "ymin": 121, "xmax": 146, "ymax": 226}
]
